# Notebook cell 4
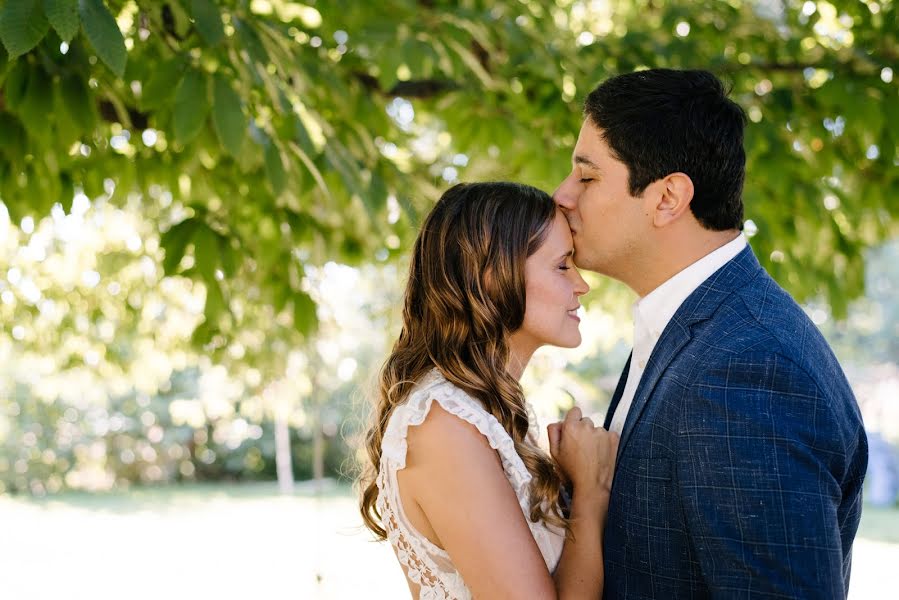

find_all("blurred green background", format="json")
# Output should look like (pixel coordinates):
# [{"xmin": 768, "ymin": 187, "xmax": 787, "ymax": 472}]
[{"xmin": 0, "ymin": 0, "xmax": 897, "ymax": 598}]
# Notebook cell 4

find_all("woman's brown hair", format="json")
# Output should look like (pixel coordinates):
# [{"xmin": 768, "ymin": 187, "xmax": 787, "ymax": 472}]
[{"xmin": 359, "ymin": 181, "xmax": 568, "ymax": 538}]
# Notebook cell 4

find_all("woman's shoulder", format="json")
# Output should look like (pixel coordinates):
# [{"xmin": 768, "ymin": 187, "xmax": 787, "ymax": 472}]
[
  {"xmin": 395, "ymin": 369, "xmax": 490, "ymax": 425},
  {"xmin": 381, "ymin": 369, "xmax": 514, "ymax": 471},
  {"xmin": 410, "ymin": 368, "xmax": 478, "ymax": 403}
]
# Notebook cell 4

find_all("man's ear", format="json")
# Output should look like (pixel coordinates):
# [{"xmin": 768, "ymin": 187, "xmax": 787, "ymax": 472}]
[{"xmin": 652, "ymin": 172, "xmax": 694, "ymax": 228}]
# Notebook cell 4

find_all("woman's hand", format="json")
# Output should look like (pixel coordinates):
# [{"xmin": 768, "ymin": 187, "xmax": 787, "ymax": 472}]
[
  {"xmin": 547, "ymin": 407, "xmax": 617, "ymax": 599},
  {"xmin": 547, "ymin": 407, "xmax": 618, "ymax": 498}
]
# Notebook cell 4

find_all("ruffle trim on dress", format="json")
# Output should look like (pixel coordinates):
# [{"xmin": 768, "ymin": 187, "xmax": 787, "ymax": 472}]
[{"xmin": 380, "ymin": 370, "xmax": 532, "ymax": 509}]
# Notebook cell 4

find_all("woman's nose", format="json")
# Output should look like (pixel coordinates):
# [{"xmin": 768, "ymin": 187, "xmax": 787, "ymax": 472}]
[{"xmin": 574, "ymin": 271, "xmax": 589, "ymax": 296}]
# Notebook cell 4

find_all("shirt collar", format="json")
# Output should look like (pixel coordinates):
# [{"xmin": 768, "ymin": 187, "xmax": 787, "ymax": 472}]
[{"xmin": 635, "ymin": 234, "xmax": 747, "ymax": 342}]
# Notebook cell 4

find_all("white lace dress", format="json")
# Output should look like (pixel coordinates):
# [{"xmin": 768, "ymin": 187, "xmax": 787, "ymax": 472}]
[{"xmin": 376, "ymin": 369, "xmax": 565, "ymax": 599}]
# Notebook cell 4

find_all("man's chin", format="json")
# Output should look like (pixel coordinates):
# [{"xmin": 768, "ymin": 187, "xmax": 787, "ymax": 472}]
[{"xmin": 574, "ymin": 258, "xmax": 617, "ymax": 279}]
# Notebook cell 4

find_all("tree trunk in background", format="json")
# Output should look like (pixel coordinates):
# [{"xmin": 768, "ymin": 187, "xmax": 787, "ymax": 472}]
[
  {"xmin": 313, "ymin": 418, "xmax": 325, "ymax": 481},
  {"xmin": 274, "ymin": 406, "xmax": 294, "ymax": 494}
]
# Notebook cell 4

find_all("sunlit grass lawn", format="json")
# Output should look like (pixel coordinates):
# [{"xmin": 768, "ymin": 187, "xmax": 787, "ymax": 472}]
[
  {"xmin": 2, "ymin": 480, "xmax": 406, "ymax": 600},
  {"xmin": 2, "ymin": 481, "xmax": 897, "ymax": 599}
]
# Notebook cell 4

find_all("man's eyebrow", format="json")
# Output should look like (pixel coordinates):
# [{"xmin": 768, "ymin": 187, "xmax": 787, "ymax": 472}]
[{"xmin": 574, "ymin": 155, "xmax": 600, "ymax": 170}]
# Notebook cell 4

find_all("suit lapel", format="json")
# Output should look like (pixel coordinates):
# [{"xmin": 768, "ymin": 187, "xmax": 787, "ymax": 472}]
[
  {"xmin": 616, "ymin": 320, "xmax": 691, "ymax": 454},
  {"xmin": 615, "ymin": 246, "xmax": 764, "ymax": 456},
  {"xmin": 603, "ymin": 352, "xmax": 631, "ymax": 430}
]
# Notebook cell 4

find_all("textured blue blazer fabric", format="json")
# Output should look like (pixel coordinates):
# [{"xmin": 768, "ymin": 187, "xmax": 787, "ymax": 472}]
[{"xmin": 600, "ymin": 246, "xmax": 868, "ymax": 599}]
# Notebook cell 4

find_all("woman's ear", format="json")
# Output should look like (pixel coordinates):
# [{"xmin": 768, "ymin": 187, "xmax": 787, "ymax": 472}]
[{"xmin": 652, "ymin": 172, "xmax": 694, "ymax": 228}]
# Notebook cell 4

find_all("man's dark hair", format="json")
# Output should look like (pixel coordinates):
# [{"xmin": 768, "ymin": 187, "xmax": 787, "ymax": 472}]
[{"xmin": 584, "ymin": 68, "xmax": 747, "ymax": 231}]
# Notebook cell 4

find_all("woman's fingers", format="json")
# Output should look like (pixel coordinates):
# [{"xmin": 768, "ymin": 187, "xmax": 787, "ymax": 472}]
[
  {"xmin": 564, "ymin": 406, "xmax": 582, "ymax": 424},
  {"xmin": 547, "ymin": 422, "xmax": 562, "ymax": 456}
]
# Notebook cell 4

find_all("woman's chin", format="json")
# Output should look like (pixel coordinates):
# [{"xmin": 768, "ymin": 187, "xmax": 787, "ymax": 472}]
[{"xmin": 551, "ymin": 333, "xmax": 582, "ymax": 349}]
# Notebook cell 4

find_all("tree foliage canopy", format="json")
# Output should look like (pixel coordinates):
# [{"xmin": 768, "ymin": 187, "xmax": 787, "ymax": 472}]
[{"xmin": 0, "ymin": 0, "xmax": 896, "ymax": 351}]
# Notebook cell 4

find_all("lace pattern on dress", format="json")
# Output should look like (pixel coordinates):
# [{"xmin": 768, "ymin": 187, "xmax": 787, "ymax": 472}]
[{"xmin": 376, "ymin": 369, "xmax": 564, "ymax": 599}]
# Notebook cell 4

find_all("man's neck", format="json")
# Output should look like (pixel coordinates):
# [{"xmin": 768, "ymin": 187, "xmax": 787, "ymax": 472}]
[{"xmin": 629, "ymin": 229, "xmax": 742, "ymax": 298}]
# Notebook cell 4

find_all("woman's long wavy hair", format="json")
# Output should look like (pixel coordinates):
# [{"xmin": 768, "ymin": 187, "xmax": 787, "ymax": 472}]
[{"xmin": 359, "ymin": 181, "xmax": 569, "ymax": 539}]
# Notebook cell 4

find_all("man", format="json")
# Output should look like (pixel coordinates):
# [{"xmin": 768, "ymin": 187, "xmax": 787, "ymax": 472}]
[{"xmin": 554, "ymin": 68, "xmax": 867, "ymax": 598}]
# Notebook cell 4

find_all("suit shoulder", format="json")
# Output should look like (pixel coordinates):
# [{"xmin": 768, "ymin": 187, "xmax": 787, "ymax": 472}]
[
  {"xmin": 713, "ymin": 272, "xmax": 833, "ymax": 357},
  {"xmin": 690, "ymin": 272, "xmax": 854, "ymax": 401}
]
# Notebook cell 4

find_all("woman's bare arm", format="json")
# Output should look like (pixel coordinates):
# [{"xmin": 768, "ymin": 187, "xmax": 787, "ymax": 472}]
[
  {"xmin": 399, "ymin": 403, "xmax": 614, "ymax": 599},
  {"xmin": 550, "ymin": 485, "xmax": 608, "ymax": 598}
]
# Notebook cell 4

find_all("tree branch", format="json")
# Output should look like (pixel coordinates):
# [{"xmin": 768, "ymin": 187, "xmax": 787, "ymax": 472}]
[
  {"xmin": 720, "ymin": 52, "xmax": 889, "ymax": 76},
  {"xmin": 354, "ymin": 72, "xmax": 461, "ymax": 98},
  {"xmin": 98, "ymin": 100, "xmax": 150, "ymax": 130}
]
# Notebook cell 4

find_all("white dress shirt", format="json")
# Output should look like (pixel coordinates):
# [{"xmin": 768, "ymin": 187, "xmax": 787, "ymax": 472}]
[{"xmin": 608, "ymin": 234, "xmax": 748, "ymax": 434}]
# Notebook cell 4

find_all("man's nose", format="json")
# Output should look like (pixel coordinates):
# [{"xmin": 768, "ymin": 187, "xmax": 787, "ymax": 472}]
[{"xmin": 552, "ymin": 176, "xmax": 577, "ymax": 210}]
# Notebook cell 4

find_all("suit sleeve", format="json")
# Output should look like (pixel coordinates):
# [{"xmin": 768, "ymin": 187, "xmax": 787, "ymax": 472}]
[{"xmin": 676, "ymin": 350, "xmax": 849, "ymax": 599}]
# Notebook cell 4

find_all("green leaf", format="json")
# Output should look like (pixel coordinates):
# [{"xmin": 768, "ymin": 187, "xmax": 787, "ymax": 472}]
[
  {"xmin": 203, "ymin": 277, "xmax": 226, "ymax": 324},
  {"xmin": 0, "ymin": 0, "xmax": 49, "ymax": 58},
  {"xmin": 57, "ymin": 72, "xmax": 96, "ymax": 133},
  {"xmin": 218, "ymin": 234, "xmax": 237, "ymax": 277},
  {"xmin": 292, "ymin": 291, "xmax": 318, "ymax": 337},
  {"xmin": 3, "ymin": 60, "xmax": 30, "ymax": 112},
  {"xmin": 190, "ymin": 0, "xmax": 224, "ymax": 46},
  {"xmin": 192, "ymin": 223, "xmax": 219, "ymax": 282},
  {"xmin": 160, "ymin": 218, "xmax": 199, "ymax": 275},
  {"xmin": 324, "ymin": 142, "xmax": 363, "ymax": 200},
  {"xmin": 212, "ymin": 74, "xmax": 245, "ymax": 156},
  {"xmin": 264, "ymin": 139, "xmax": 287, "ymax": 196},
  {"xmin": 19, "ymin": 68, "xmax": 53, "ymax": 142},
  {"xmin": 140, "ymin": 58, "xmax": 185, "ymax": 111},
  {"xmin": 80, "ymin": 167, "xmax": 104, "ymax": 198},
  {"xmin": 270, "ymin": 276, "xmax": 290, "ymax": 314},
  {"xmin": 292, "ymin": 112, "xmax": 316, "ymax": 156},
  {"xmin": 190, "ymin": 320, "xmax": 214, "ymax": 346},
  {"xmin": 339, "ymin": 235, "xmax": 365, "ymax": 265},
  {"xmin": 289, "ymin": 141, "xmax": 330, "ymax": 200},
  {"xmin": 859, "ymin": 101, "xmax": 884, "ymax": 138},
  {"xmin": 78, "ymin": 0, "xmax": 126, "ymax": 77},
  {"xmin": 43, "ymin": 0, "xmax": 79, "ymax": 43},
  {"xmin": 172, "ymin": 69, "xmax": 209, "ymax": 144},
  {"xmin": 365, "ymin": 168, "xmax": 388, "ymax": 216},
  {"xmin": 59, "ymin": 172, "xmax": 74, "ymax": 211},
  {"xmin": 192, "ymin": 224, "xmax": 229, "ymax": 325},
  {"xmin": 233, "ymin": 17, "xmax": 268, "ymax": 67},
  {"xmin": 31, "ymin": 160, "xmax": 60, "ymax": 212},
  {"xmin": 53, "ymin": 86, "xmax": 82, "ymax": 147},
  {"xmin": 0, "ymin": 114, "xmax": 27, "ymax": 165},
  {"xmin": 234, "ymin": 130, "xmax": 263, "ymax": 172}
]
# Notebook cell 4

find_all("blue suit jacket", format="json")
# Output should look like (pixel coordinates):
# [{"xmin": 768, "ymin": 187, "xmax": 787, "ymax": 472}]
[{"xmin": 601, "ymin": 246, "xmax": 868, "ymax": 599}]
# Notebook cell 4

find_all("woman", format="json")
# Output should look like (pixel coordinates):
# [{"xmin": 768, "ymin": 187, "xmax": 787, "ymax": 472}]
[{"xmin": 359, "ymin": 182, "xmax": 618, "ymax": 598}]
